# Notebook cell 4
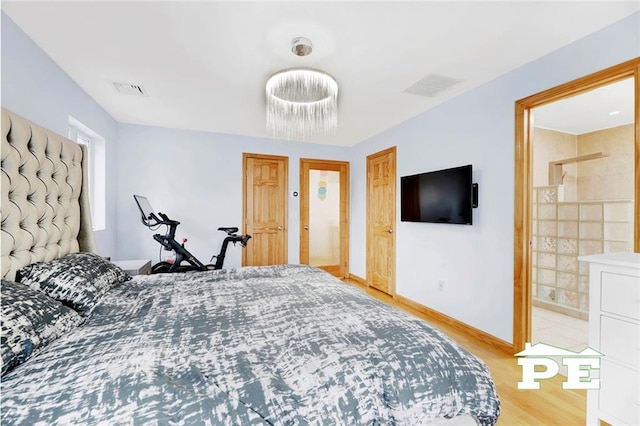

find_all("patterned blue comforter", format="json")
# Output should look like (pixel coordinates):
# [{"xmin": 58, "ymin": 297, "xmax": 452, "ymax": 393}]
[{"xmin": 1, "ymin": 265, "xmax": 500, "ymax": 425}]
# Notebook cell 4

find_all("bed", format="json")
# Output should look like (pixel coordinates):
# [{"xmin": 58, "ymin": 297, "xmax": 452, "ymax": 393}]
[{"xmin": 1, "ymin": 108, "xmax": 500, "ymax": 425}]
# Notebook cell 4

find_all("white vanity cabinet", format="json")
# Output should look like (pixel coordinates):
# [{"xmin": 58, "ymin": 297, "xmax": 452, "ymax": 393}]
[{"xmin": 578, "ymin": 253, "xmax": 640, "ymax": 426}]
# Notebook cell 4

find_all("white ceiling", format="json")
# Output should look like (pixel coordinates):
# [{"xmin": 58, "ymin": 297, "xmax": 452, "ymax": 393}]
[
  {"xmin": 534, "ymin": 78, "xmax": 635, "ymax": 135},
  {"xmin": 2, "ymin": 1, "xmax": 639, "ymax": 146}
]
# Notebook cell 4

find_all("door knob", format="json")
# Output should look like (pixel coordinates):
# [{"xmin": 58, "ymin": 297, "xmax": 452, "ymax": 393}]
[
  {"xmin": 278, "ymin": 226, "xmax": 283, "ymax": 230},
  {"xmin": 388, "ymin": 229, "xmax": 393, "ymax": 233},
  {"xmin": 304, "ymin": 225, "xmax": 309, "ymax": 230}
]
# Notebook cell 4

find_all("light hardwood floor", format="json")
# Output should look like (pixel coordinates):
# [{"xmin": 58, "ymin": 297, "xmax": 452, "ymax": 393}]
[{"xmin": 342, "ymin": 279, "xmax": 587, "ymax": 426}]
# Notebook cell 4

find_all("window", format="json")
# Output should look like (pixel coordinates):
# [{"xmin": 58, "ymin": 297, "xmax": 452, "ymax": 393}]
[{"xmin": 69, "ymin": 117, "xmax": 106, "ymax": 231}]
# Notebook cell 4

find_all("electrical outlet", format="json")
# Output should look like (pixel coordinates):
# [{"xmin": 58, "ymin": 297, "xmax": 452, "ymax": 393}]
[{"xmin": 438, "ymin": 280, "xmax": 445, "ymax": 291}]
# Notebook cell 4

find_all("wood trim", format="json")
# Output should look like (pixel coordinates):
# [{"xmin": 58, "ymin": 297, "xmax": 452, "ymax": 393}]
[
  {"xmin": 513, "ymin": 57, "xmax": 640, "ymax": 352},
  {"xmin": 513, "ymin": 101, "xmax": 532, "ymax": 352},
  {"xmin": 635, "ymin": 61, "xmax": 640, "ymax": 253},
  {"xmin": 242, "ymin": 153, "xmax": 248, "ymax": 266},
  {"xmin": 344, "ymin": 276, "xmax": 513, "ymax": 353},
  {"xmin": 347, "ymin": 273, "xmax": 367, "ymax": 286},
  {"xmin": 395, "ymin": 294, "xmax": 514, "ymax": 354},
  {"xmin": 517, "ymin": 57, "xmax": 639, "ymax": 108},
  {"xmin": 299, "ymin": 158, "xmax": 350, "ymax": 278},
  {"xmin": 342, "ymin": 165, "xmax": 350, "ymax": 278}
]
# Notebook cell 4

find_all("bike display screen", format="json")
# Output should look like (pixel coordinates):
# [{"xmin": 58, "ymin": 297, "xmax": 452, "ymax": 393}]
[{"xmin": 134, "ymin": 195, "xmax": 155, "ymax": 220}]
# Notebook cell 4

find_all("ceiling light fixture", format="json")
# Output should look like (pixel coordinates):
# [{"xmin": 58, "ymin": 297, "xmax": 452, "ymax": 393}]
[
  {"xmin": 266, "ymin": 38, "xmax": 338, "ymax": 140},
  {"xmin": 291, "ymin": 37, "xmax": 313, "ymax": 57}
]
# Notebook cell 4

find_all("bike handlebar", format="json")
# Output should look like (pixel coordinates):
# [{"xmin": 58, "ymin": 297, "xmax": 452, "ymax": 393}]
[{"xmin": 143, "ymin": 211, "xmax": 180, "ymax": 228}]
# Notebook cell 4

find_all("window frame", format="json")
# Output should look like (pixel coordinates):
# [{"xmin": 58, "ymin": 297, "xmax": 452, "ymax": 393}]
[{"xmin": 68, "ymin": 117, "xmax": 106, "ymax": 231}]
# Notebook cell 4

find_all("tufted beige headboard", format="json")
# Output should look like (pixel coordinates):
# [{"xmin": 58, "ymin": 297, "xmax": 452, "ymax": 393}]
[{"xmin": 1, "ymin": 108, "xmax": 97, "ymax": 280}]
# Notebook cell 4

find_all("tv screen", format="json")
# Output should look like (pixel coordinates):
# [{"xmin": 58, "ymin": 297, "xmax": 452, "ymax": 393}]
[{"xmin": 401, "ymin": 164, "xmax": 473, "ymax": 225}]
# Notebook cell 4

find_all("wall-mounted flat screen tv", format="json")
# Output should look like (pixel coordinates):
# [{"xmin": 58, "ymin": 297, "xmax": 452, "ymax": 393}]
[{"xmin": 401, "ymin": 164, "xmax": 473, "ymax": 225}]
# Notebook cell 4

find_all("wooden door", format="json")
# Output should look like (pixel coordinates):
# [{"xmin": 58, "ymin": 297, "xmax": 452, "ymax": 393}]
[
  {"xmin": 242, "ymin": 153, "xmax": 288, "ymax": 266},
  {"xmin": 300, "ymin": 159, "xmax": 349, "ymax": 278},
  {"xmin": 366, "ymin": 147, "xmax": 396, "ymax": 295}
]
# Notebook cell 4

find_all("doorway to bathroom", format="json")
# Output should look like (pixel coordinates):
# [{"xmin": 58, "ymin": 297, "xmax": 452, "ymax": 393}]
[
  {"xmin": 529, "ymin": 78, "xmax": 635, "ymax": 366},
  {"xmin": 513, "ymin": 58, "xmax": 640, "ymax": 352}
]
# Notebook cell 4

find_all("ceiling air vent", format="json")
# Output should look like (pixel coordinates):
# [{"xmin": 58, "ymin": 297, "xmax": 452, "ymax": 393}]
[
  {"xmin": 404, "ymin": 74, "xmax": 461, "ymax": 98},
  {"xmin": 113, "ymin": 82, "xmax": 148, "ymax": 96}
]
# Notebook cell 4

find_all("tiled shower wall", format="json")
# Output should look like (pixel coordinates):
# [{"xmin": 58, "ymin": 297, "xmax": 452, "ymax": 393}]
[
  {"xmin": 532, "ymin": 186, "xmax": 634, "ymax": 318},
  {"xmin": 531, "ymin": 124, "xmax": 634, "ymax": 319}
]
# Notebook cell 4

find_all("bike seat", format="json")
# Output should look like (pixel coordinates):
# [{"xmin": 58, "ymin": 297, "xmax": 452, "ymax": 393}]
[{"xmin": 218, "ymin": 227, "xmax": 238, "ymax": 234}]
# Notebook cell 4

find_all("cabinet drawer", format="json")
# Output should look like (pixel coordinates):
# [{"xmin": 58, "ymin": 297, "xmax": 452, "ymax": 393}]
[
  {"xmin": 600, "ymin": 316, "xmax": 640, "ymax": 369},
  {"xmin": 601, "ymin": 272, "xmax": 640, "ymax": 321},
  {"xmin": 599, "ymin": 359, "xmax": 640, "ymax": 425}
]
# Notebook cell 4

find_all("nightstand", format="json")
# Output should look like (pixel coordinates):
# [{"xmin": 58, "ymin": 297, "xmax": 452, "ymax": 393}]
[{"xmin": 112, "ymin": 259, "xmax": 152, "ymax": 276}]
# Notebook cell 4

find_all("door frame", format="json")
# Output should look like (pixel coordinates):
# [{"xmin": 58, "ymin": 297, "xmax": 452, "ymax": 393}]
[
  {"xmin": 299, "ymin": 158, "xmax": 350, "ymax": 278},
  {"xmin": 242, "ymin": 152, "xmax": 289, "ymax": 266},
  {"xmin": 366, "ymin": 146, "xmax": 397, "ymax": 296},
  {"xmin": 513, "ymin": 57, "xmax": 640, "ymax": 352}
]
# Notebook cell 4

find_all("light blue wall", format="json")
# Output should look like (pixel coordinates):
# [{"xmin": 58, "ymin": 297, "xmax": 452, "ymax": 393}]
[
  {"xmin": 1, "ymin": 12, "xmax": 119, "ymax": 256},
  {"xmin": 2, "ymin": 8, "xmax": 638, "ymax": 344},
  {"xmin": 116, "ymin": 124, "xmax": 351, "ymax": 267},
  {"xmin": 351, "ymin": 12, "xmax": 639, "ymax": 343}
]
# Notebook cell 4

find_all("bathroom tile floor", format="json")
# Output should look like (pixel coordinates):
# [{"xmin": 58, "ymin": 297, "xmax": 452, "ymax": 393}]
[
  {"xmin": 531, "ymin": 306, "xmax": 589, "ymax": 376},
  {"xmin": 532, "ymin": 306, "xmax": 589, "ymax": 351}
]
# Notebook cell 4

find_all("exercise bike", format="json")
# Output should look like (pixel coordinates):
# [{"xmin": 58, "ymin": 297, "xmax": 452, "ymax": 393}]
[{"xmin": 134, "ymin": 194, "xmax": 251, "ymax": 274}]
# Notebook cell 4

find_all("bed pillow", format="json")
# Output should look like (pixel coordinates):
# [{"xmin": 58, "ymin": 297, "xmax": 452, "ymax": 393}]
[
  {"xmin": 1, "ymin": 279, "xmax": 84, "ymax": 376},
  {"xmin": 16, "ymin": 252, "xmax": 131, "ymax": 314}
]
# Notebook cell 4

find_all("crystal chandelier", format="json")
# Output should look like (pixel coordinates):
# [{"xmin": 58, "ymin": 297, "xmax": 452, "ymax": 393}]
[{"xmin": 266, "ymin": 38, "xmax": 338, "ymax": 140}]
